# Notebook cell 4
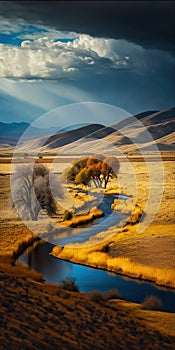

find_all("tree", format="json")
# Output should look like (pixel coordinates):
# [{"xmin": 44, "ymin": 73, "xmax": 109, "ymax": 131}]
[
  {"xmin": 12, "ymin": 164, "xmax": 62, "ymax": 220},
  {"xmin": 86, "ymin": 156, "xmax": 103, "ymax": 187},
  {"xmin": 86, "ymin": 155, "xmax": 119, "ymax": 188},
  {"xmin": 66, "ymin": 155, "xmax": 120, "ymax": 189},
  {"xmin": 101, "ymin": 157, "xmax": 120, "ymax": 188}
]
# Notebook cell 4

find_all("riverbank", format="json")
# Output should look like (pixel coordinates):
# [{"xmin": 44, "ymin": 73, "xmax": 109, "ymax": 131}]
[
  {"xmin": 51, "ymin": 222, "xmax": 175, "ymax": 289},
  {"xmin": 60, "ymin": 207, "xmax": 104, "ymax": 227}
]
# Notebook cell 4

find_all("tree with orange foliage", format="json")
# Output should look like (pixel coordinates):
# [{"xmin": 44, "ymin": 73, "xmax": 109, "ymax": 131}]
[
  {"xmin": 86, "ymin": 156, "xmax": 103, "ymax": 187},
  {"xmin": 67, "ymin": 156, "xmax": 119, "ymax": 189},
  {"xmin": 101, "ymin": 157, "xmax": 120, "ymax": 188}
]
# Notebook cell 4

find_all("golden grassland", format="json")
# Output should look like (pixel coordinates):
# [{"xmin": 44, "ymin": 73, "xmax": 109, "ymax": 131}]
[
  {"xmin": 0, "ymin": 159, "xmax": 175, "ymax": 288},
  {"xmin": 0, "ymin": 157, "xmax": 175, "ymax": 349},
  {"xmin": 0, "ymin": 264, "xmax": 175, "ymax": 350}
]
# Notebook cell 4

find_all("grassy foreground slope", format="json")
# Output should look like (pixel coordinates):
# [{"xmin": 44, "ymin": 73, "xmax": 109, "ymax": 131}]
[{"xmin": 0, "ymin": 265, "xmax": 175, "ymax": 350}]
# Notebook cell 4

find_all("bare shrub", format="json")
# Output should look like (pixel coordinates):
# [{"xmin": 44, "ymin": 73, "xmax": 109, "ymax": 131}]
[
  {"xmin": 60, "ymin": 277, "xmax": 79, "ymax": 292},
  {"xmin": 142, "ymin": 295, "xmax": 163, "ymax": 311},
  {"xmin": 88, "ymin": 290, "xmax": 106, "ymax": 303},
  {"xmin": 104, "ymin": 288, "xmax": 122, "ymax": 300}
]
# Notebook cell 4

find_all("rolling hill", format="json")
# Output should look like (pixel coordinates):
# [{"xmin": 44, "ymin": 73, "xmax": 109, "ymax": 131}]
[{"xmin": 0, "ymin": 108, "xmax": 174, "ymax": 153}]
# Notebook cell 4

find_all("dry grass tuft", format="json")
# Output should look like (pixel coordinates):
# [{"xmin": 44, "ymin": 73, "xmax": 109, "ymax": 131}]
[
  {"xmin": 105, "ymin": 185, "xmax": 120, "ymax": 195},
  {"xmin": 60, "ymin": 207, "xmax": 104, "ymax": 227},
  {"xmin": 60, "ymin": 277, "xmax": 79, "ymax": 292},
  {"xmin": 126, "ymin": 204, "xmax": 143, "ymax": 225}
]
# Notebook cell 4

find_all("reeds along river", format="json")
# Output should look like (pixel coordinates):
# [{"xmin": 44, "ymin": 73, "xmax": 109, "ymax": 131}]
[{"xmin": 18, "ymin": 242, "xmax": 175, "ymax": 313}]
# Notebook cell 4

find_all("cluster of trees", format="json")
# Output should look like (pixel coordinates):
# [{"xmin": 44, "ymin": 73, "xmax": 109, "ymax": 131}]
[
  {"xmin": 12, "ymin": 157, "xmax": 119, "ymax": 221},
  {"xmin": 12, "ymin": 164, "xmax": 62, "ymax": 221},
  {"xmin": 67, "ymin": 156, "xmax": 120, "ymax": 188}
]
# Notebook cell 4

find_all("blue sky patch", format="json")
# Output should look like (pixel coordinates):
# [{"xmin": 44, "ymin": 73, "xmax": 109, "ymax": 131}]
[
  {"xmin": 0, "ymin": 24, "xmax": 49, "ymax": 46},
  {"xmin": 0, "ymin": 33, "xmax": 23, "ymax": 46}
]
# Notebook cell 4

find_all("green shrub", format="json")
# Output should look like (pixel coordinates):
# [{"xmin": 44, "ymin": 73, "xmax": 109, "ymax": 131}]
[
  {"xmin": 142, "ymin": 295, "xmax": 163, "ymax": 311},
  {"xmin": 60, "ymin": 277, "xmax": 79, "ymax": 292},
  {"xmin": 67, "ymin": 158, "xmax": 88, "ymax": 182},
  {"xmin": 75, "ymin": 167, "xmax": 92, "ymax": 185},
  {"xmin": 63, "ymin": 210, "xmax": 73, "ymax": 221}
]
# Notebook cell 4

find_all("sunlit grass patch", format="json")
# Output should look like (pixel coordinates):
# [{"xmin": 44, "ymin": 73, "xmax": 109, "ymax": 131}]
[
  {"xmin": 106, "ymin": 256, "xmax": 175, "ymax": 288},
  {"xmin": 0, "ymin": 228, "xmax": 38, "ymax": 265},
  {"xmin": 87, "ymin": 251, "xmax": 108, "ymax": 268},
  {"xmin": 105, "ymin": 185, "xmax": 120, "ymax": 195}
]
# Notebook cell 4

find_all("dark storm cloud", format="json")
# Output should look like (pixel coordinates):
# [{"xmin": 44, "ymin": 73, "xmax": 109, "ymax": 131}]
[{"xmin": 0, "ymin": 1, "xmax": 174, "ymax": 52}]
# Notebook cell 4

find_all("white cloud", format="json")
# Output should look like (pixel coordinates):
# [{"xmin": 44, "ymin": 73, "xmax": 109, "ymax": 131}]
[
  {"xmin": 72, "ymin": 35, "xmax": 120, "ymax": 62},
  {"xmin": 63, "ymin": 67, "xmax": 79, "ymax": 72},
  {"xmin": 0, "ymin": 34, "xmax": 131, "ymax": 80},
  {"xmin": 0, "ymin": 31, "xmax": 172, "ymax": 81}
]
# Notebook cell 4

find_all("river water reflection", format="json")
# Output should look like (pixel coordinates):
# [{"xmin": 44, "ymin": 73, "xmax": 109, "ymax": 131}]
[{"xmin": 18, "ymin": 242, "xmax": 175, "ymax": 313}]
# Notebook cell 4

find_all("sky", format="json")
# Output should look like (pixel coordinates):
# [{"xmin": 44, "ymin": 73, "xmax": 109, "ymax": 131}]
[{"xmin": 0, "ymin": 1, "xmax": 174, "ymax": 125}]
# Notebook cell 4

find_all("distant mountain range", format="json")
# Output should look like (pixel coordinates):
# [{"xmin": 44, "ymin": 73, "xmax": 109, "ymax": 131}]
[
  {"xmin": 0, "ymin": 122, "xmax": 59, "ymax": 147},
  {"xmin": 0, "ymin": 108, "xmax": 174, "ymax": 153}
]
